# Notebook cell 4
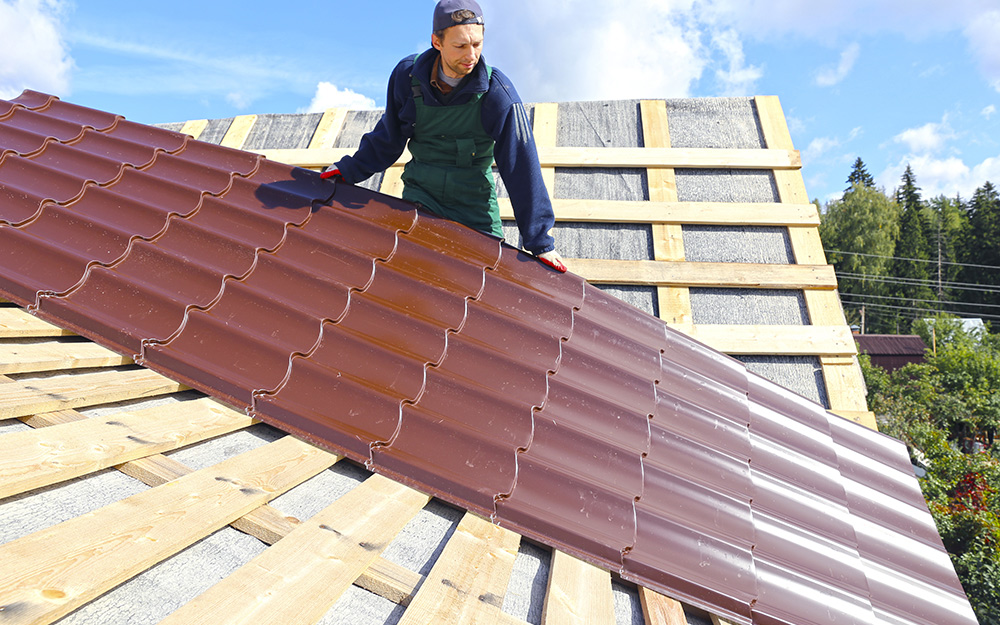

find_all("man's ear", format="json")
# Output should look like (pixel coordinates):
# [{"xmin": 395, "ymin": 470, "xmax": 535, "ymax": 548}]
[{"xmin": 431, "ymin": 33, "xmax": 443, "ymax": 51}]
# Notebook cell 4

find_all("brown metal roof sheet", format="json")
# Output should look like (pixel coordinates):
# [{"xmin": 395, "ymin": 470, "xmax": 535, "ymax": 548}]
[
  {"xmin": 0, "ymin": 92, "xmax": 979, "ymax": 625},
  {"xmin": 854, "ymin": 334, "xmax": 928, "ymax": 357}
]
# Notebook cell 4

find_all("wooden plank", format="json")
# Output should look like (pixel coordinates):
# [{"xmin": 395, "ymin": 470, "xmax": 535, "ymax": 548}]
[
  {"xmin": 638, "ymin": 587, "xmax": 688, "ymax": 625},
  {"xmin": 0, "ymin": 339, "xmax": 131, "ymax": 374},
  {"xmin": 380, "ymin": 164, "xmax": 405, "ymax": 197},
  {"xmin": 0, "ymin": 307, "xmax": 74, "ymax": 338},
  {"xmin": 179, "ymin": 119, "xmax": 209, "ymax": 141},
  {"xmin": 220, "ymin": 115, "xmax": 258, "ymax": 149},
  {"xmin": 820, "ymin": 356, "xmax": 872, "ymax": 413},
  {"xmin": 756, "ymin": 95, "xmax": 871, "ymax": 424},
  {"xmin": 533, "ymin": 102, "xmax": 558, "ymax": 198},
  {"xmin": 832, "ymin": 409, "xmax": 878, "ymax": 429},
  {"xmin": 397, "ymin": 512, "xmax": 520, "ymax": 625},
  {"xmin": 0, "ymin": 436, "xmax": 338, "ymax": 625},
  {"xmin": 787, "ymin": 226, "xmax": 828, "ymax": 265},
  {"xmin": 565, "ymin": 259, "xmax": 838, "ymax": 289},
  {"xmin": 158, "ymin": 474, "xmax": 429, "ymax": 625},
  {"xmin": 0, "ymin": 368, "xmax": 183, "ymax": 419},
  {"xmin": 548, "ymin": 146, "xmax": 803, "ymax": 169},
  {"xmin": 0, "ymin": 397, "xmax": 253, "ymax": 499},
  {"xmin": 640, "ymin": 99, "xmax": 691, "ymax": 326},
  {"xmin": 669, "ymin": 324, "xmax": 857, "ymax": 356},
  {"xmin": 2, "ymin": 356, "xmax": 424, "ymax": 609},
  {"xmin": 542, "ymin": 550, "xmax": 615, "ymax": 625},
  {"xmin": 252, "ymin": 146, "xmax": 801, "ymax": 171},
  {"xmin": 499, "ymin": 199, "xmax": 821, "ymax": 226},
  {"xmin": 19, "ymin": 409, "xmax": 90, "ymax": 428},
  {"xmin": 307, "ymin": 108, "xmax": 349, "ymax": 150},
  {"xmin": 804, "ymin": 290, "xmax": 848, "ymax": 326}
]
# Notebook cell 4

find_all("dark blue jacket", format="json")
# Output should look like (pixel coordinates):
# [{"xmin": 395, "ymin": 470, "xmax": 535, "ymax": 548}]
[{"xmin": 335, "ymin": 49, "xmax": 556, "ymax": 254}]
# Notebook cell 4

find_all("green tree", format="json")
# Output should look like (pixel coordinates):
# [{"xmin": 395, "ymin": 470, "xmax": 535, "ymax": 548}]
[
  {"xmin": 960, "ymin": 182, "xmax": 1000, "ymax": 319},
  {"xmin": 845, "ymin": 156, "xmax": 875, "ymax": 192},
  {"xmin": 821, "ymin": 184, "xmax": 900, "ymax": 332},
  {"xmin": 924, "ymin": 195, "xmax": 967, "ymax": 301},
  {"xmin": 888, "ymin": 166, "xmax": 934, "ymax": 330}
]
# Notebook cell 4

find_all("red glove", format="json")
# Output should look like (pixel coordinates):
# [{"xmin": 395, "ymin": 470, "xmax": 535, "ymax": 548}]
[
  {"xmin": 536, "ymin": 250, "xmax": 567, "ymax": 273},
  {"xmin": 320, "ymin": 168, "xmax": 344, "ymax": 181}
]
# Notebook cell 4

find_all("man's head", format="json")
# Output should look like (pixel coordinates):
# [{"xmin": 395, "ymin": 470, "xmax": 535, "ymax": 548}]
[
  {"xmin": 432, "ymin": 0, "xmax": 484, "ymax": 36},
  {"xmin": 431, "ymin": 0, "xmax": 485, "ymax": 80}
]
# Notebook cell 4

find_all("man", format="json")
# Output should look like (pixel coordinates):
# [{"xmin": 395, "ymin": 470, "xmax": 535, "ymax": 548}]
[{"xmin": 323, "ymin": 0, "xmax": 566, "ymax": 272}]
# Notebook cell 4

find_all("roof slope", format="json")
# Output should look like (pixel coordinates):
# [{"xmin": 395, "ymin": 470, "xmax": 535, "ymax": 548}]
[
  {"xmin": 181, "ymin": 97, "xmax": 871, "ymax": 427},
  {"xmin": 0, "ymin": 91, "xmax": 978, "ymax": 625},
  {"xmin": 854, "ymin": 335, "xmax": 928, "ymax": 356}
]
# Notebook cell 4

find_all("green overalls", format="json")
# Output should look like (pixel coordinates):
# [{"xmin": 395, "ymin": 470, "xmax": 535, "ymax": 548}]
[{"xmin": 400, "ymin": 57, "xmax": 503, "ymax": 239}]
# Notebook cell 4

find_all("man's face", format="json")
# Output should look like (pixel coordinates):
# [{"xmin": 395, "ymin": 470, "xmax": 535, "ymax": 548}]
[{"xmin": 432, "ymin": 24, "xmax": 484, "ymax": 80}]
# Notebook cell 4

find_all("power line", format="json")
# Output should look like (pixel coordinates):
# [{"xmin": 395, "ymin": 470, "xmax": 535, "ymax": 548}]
[
  {"xmin": 837, "ymin": 292, "xmax": 1000, "ymax": 310},
  {"xmin": 825, "ymin": 249, "xmax": 1000, "ymax": 272},
  {"xmin": 836, "ymin": 272, "xmax": 1000, "ymax": 295},
  {"xmin": 838, "ymin": 298, "xmax": 1000, "ymax": 322}
]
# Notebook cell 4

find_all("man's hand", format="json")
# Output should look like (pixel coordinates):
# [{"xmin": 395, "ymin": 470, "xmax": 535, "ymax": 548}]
[
  {"xmin": 536, "ymin": 250, "xmax": 567, "ymax": 273},
  {"xmin": 320, "ymin": 168, "xmax": 344, "ymax": 182}
]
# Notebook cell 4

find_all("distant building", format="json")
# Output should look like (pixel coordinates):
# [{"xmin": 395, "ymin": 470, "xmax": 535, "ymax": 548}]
[{"xmin": 855, "ymin": 334, "xmax": 929, "ymax": 371}]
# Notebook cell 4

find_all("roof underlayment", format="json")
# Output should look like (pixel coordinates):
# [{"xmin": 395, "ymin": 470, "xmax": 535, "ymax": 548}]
[{"xmin": 0, "ymin": 91, "xmax": 979, "ymax": 625}]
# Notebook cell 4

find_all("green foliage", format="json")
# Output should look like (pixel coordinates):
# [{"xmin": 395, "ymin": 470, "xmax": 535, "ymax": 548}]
[
  {"xmin": 845, "ymin": 156, "xmax": 875, "ymax": 192},
  {"xmin": 924, "ymin": 195, "xmax": 968, "ymax": 300},
  {"xmin": 821, "ymin": 184, "xmax": 900, "ymax": 332},
  {"xmin": 888, "ymin": 167, "xmax": 934, "ymax": 329},
  {"xmin": 960, "ymin": 182, "xmax": 1000, "ymax": 319},
  {"xmin": 865, "ymin": 323, "xmax": 1000, "ymax": 623}
]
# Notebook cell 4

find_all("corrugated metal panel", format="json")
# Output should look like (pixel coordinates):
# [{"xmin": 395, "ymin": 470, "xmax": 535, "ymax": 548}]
[
  {"xmin": 0, "ymin": 91, "xmax": 978, "ymax": 625},
  {"xmin": 854, "ymin": 334, "xmax": 928, "ymax": 356}
]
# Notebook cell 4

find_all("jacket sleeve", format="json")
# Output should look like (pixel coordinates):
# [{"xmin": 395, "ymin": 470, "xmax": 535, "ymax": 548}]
[
  {"xmin": 481, "ymin": 70, "xmax": 556, "ymax": 255},
  {"xmin": 334, "ymin": 58, "xmax": 414, "ymax": 184}
]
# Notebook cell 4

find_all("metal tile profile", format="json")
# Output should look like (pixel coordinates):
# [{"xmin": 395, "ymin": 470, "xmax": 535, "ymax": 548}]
[{"xmin": 0, "ymin": 92, "xmax": 979, "ymax": 625}]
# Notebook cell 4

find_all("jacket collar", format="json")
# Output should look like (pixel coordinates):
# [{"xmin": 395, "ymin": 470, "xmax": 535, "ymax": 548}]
[{"xmin": 412, "ymin": 48, "xmax": 490, "ymax": 99}]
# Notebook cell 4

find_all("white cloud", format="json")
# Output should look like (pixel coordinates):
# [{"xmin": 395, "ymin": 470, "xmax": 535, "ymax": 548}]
[
  {"xmin": 802, "ymin": 127, "xmax": 862, "ymax": 164},
  {"xmin": 696, "ymin": 0, "xmax": 986, "ymax": 41},
  {"xmin": 965, "ymin": 10, "xmax": 1000, "ymax": 92},
  {"xmin": 815, "ymin": 43, "xmax": 860, "ymax": 87},
  {"xmin": 893, "ymin": 117, "xmax": 956, "ymax": 154},
  {"xmin": 0, "ymin": 0, "xmax": 73, "ymax": 99},
  {"xmin": 300, "ymin": 82, "xmax": 377, "ymax": 113},
  {"xmin": 983, "ymin": 104, "xmax": 997, "ymax": 120},
  {"xmin": 804, "ymin": 136, "xmax": 841, "ymax": 163},
  {"xmin": 712, "ymin": 28, "xmax": 763, "ymax": 95},
  {"xmin": 480, "ymin": 0, "xmax": 706, "ymax": 101},
  {"xmin": 69, "ymin": 30, "xmax": 324, "ymax": 111},
  {"xmin": 226, "ymin": 92, "xmax": 253, "ymax": 111},
  {"xmin": 878, "ymin": 153, "xmax": 1000, "ymax": 199}
]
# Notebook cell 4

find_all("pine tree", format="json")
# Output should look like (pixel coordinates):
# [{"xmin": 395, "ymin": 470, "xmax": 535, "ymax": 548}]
[
  {"xmin": 888, "ymin": 166, "xmax": 934, "ymax": 330},
  {"xmin": 925, "ymin": 195, "xmax": 966, "ymax": 302},
  {"xmin": 845, "ymin": 157, "xmax": 875, "ymax": 192},
  {"xmin": 895, "ymin": 164, "xmax": 934, "ymax": 252},
  {"xmin": 959, "ymin": 182, "xmax": 1000, "ymax": 317}
]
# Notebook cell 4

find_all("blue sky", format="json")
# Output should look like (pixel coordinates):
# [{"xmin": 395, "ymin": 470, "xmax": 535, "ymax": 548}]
[{"xmin": 2, "ymin": 0, "xmax": 999, "ymax": 205}]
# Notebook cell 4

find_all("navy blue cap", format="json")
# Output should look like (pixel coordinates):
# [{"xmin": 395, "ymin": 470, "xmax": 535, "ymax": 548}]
[{"xmin": 432, "ymin": 0, "xmax": 484, "ymax": 33}]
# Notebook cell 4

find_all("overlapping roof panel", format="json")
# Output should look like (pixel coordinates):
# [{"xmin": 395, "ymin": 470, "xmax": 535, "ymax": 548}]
[{"xmin": 0, "ymin": 91, "xmax": 978, "ymax": 625}]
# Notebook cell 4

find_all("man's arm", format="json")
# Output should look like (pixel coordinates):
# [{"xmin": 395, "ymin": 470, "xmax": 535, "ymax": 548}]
[
  {"xmin": 481, "ymin": 69, "xmax": 557, "ymax": 257},
  {"xmin": 333, "ymin": 58, "xmax": 415, "ymax": 184}
]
